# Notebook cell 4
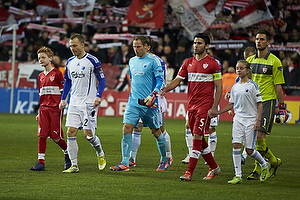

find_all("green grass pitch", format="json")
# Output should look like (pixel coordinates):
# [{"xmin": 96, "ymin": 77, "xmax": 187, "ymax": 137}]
[{"xmin": 0, "ymin": 113, "xmax": 299, "ymax": 200}]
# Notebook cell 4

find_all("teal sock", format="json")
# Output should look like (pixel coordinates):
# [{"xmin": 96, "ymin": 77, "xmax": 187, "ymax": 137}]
[
  {"xmin": 156, "ymin": 134, "xmax": 167, "ymax": 162},
  {"xmin": 121, "ymin": 133, "xmax": 132, "ymax": 167}
]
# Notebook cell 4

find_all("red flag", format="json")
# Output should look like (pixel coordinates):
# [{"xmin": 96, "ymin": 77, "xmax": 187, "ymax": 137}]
[
  {"xmin": 36, "ymin": 0, "xmax": 64, "ymax": 16},
  {"xmin": 126, "ymin": 0, "xmax": 164, "ymax": 29}
]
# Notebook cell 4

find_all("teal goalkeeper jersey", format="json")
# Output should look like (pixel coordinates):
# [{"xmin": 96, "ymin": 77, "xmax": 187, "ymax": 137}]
[
  {"xmin": 128, "ymin": 53, "xmax": 164, "ymax": 107},
  {"xmin": 247, "ymin": 51, "xmax": 285, "ymax": 102}
]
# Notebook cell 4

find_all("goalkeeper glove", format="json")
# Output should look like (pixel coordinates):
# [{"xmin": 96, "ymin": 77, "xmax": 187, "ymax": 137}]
[
  {"xmin": 275, "ymin": 103, "xmax": 288, "ymax": 123},
  {"xmin": 143, "ymin": 91, "xmax": 158, "ymax": 108}
]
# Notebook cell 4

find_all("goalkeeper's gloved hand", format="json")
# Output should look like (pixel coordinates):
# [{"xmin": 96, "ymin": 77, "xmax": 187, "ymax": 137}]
[
  {"xmin": 143, "ymin": 91, "xmax": 158, "ymax": 108},
  {"xmin": 275, "ymin": 103, "xmax": 288, "ymax": 123}
]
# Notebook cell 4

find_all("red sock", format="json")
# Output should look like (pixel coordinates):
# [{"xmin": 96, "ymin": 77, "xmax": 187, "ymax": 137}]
[
  {"xmin": 38, "ymin": 137, "xmax": 47, "ymax": 165},
  {"xmin": 188, "ymin": 139, "xmax": 202, "ymax": 175},
  {"xmin": 201, "ymin": 137, "xmax": 218, "ymax": 169},
  {"xmin": 55, "ymin": 139, "xmax": 68, "ymax": 156}
]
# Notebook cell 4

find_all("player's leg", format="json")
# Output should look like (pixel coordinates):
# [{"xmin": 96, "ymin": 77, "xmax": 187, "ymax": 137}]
[
  {"xmin": 228, "ymin": 121, "xmax": 243, "ymax": 184},
  {"xmin": 63, "ymin": 126, "xmax": 79, "ymax": 173},
  {"xmin": 130, "ymin": 121, "xmax": 143, "ymax": 166},
  {"xmin": 160, "ymin": 111, "xmax": 172, "ymax": 166},
  {"xmin": 208, "ymin": 116, "xmax": 218, "ymax": 158},
  {"xmin": 30, "ymin": 107, "xmax": 48, "ymax": 171},
  {"xmin": 182, "ymin": 115, "xmax": 192, "ymax": 164},
  {"xmin": 110, "ymin": 106, "xmax": 139, "ymax": 171},
  {"xmin": 50, "ymin": 108, "xmax": 71, "ymax": 170}
]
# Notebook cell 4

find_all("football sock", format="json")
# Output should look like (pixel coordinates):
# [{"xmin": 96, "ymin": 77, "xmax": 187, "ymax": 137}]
[
  {"xmin": 232, "ymin": 148, "xmax": 242, "ymax": 178},
  {"xmin": 249, "ymin": 150, "xmax": 267, "ymax": 168},
  {"xmin": 254, "ymin": 138, "xmax": 266, "ymax": 173},
  {"xmin": 185, "ymin": 128, "xmax": 193, "ymax": 155},
  {"xmin": 188, "ymin": 139, "xmax": 202, "ymax": 175},
  {"xmin": 156, "ymin": 133, "xmax": 167, "ymax": 162},
  {"xmin": 201, "ymin": 138, "xmax": 218, "ymax": 169},
  {"xmin": 242, "ymin": 148, "xmax": 248, "ymax": 160},
  {"xmin": 55, "ymin": 138, "xmax": 67, "ymax": 151},
  {"xmin": 88, "ymin": 135, "xmax": 103, "ymax": 156},
  {"xmin": 130, "ymin": 131, "xmax": 141, "ymax": 162},
  {"xmin": 38, "ymin": 137, "xmax": 47, "ymax": 165},
  {"xmin": 208, "ymin": 131, "xmax": 217, "ymax": 157},
  {"xmin": 264, "ymin": 147, "xmax": 277, "ymax": 165},
  {"xmin": 163, "ymin": 130, "xmax": 172, "ymax": 158},
  {"xmin": 121, "ymin": 133, "xmax": 132, "ymax": 167},
  {"xmin": 67, "ymin": 137, "xmax": 78, "ymax": 166}
]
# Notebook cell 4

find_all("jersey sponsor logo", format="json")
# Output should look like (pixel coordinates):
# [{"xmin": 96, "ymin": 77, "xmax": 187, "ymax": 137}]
[
  {"xmin": 50, "ymin": 75, "xmax": 55, "ymax": 82},
  {"xmin": 203, "ymin": 63, "xmax": 208, "ymax": 69},
  {"xmin": 131, "ymin": 69, "xmax": 145, "ymax": 76},
  {"xmin": 71, "ymin": 71, "xmax": 85, "ymax": 78},
  {"xmin": 188, "ymin": 72, "xmax": 213, "ymax": 82},
  {"xmin": 188, "ymin": 64, "xmax": 192, "ymax": 67}
]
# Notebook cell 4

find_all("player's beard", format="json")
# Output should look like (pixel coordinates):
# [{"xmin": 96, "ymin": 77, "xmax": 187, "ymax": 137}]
[{"xmin": 194, "ymin": 48, "xmax": 205, "ymax": 55}]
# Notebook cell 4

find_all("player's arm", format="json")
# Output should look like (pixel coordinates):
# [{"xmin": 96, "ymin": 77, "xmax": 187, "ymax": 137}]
[
  {"xmin": 94, "ymin": 63, "xmax": 106, "ymax": 108},
  {"xmin": 209, "ymin": 71, "xmax": 222, "ymax": 116},
  {"xmin": 59, "ymin": 68, "xmax": 71, "ymax": 110},
  {"xmin": 160, "ymin": 77, "xmax": 183, "ymax": 96},
  {"xmin": 214, "ymin": 103, "xmax": 233, "ymax": 117},
  {"xmin": 255, "ymin": 102, "xmax": 262, "ymax": 130}
]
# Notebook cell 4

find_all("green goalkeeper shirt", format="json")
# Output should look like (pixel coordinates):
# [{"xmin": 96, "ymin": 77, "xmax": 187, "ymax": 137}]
[{"xmin": 247, "ymin": 51, "xmax": 285, "ymax": 102}]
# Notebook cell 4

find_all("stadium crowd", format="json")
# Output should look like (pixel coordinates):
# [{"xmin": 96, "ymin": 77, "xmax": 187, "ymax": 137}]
[{"xmin": 0, "ymin": 0, "xmax": 299, "ymax": 95}]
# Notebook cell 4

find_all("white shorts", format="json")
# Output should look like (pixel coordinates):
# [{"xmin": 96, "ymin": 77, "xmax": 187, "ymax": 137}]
[
  {"xmin": 232, "ymin": 119, "xmax": 257, "ymax": 150},
  {"xmin": 158, "ymin": 96, "xmax": 168, "ymax": 113},
  {"xmin": 66, "ymin": 103, "xmax": 98, "ymax": 135}
]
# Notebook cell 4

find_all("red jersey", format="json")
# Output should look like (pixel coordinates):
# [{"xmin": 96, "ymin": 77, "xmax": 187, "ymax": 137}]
[
  {"xmin": 177, "ymin": 55, "xmax": 221, "ymax": 111},
  {"xmin": 38, "ymin": 68, "xmax": 64, "ymax": 107}
]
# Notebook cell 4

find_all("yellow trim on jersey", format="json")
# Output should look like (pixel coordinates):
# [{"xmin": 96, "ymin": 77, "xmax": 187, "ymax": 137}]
[{"xmin": 213, "ymin": 72, "xmax": 222, "ymax": 80}]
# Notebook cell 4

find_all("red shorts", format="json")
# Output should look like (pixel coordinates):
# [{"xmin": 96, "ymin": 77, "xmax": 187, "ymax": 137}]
[
  {"xmin": 188, "ymin": 109, "xmax": 210, "ymax": 136},
  {"xmin": 37, "ymin": 106, "xmax": 64, "ymax": 140}
]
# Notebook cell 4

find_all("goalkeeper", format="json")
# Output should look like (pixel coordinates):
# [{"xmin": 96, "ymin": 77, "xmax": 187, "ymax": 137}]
[
  {"xmin": 110, "ymin": 35, "xmax": 167, "ymax": 172},
  {"xmin": 246, "ymin": 29, "xmax": 286, "ymax": 180}
]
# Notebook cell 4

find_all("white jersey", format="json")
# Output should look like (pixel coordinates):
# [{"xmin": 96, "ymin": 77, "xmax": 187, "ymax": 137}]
[
  {"xmin": 65, "ymin": 53, "xmax": 104, "ymax": 106},
  {"xmin": 229, "ymin": 80, "xmax": 262, "ymax": 125}
]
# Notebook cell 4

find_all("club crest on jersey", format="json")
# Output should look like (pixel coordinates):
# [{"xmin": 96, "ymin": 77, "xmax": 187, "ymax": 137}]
[
  {"xmin": 203, "ymin": 63, "xmax": 208, "ymax": 69},
  {"xmin": 263, "ymin": 67, "xmax": 268, "ymax": 73},
  {"xmin": 143, "ymin": 64, "xmax": 147, "ymax": 68},
  {"xmin": 50, "ymin": 75, "xmax": 55, "ymax": 82}
]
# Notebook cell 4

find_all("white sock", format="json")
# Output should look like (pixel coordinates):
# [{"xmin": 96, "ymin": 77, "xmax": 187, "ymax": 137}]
[
  {"xmin": 67, "ymin": 137, "xmax": 78, "ymax": 166},
  {"xmin": 233, "ymin": 148, "xmax": 242, "ymax": 178},
  {"xmin": 208, "ymin": 131, "xmax": 217, "ymax": 157},
  {"xmin": 249, "ymin": 149, "xmax": 267, "ymax": 168},
  {"xmin": 163, "ymin": 130, "xmax": 172, "ymax": 158},
  {"xmin": 242, "ymin": 148, "xmax": 248, "ymax": 159},
  {"xmin": 88, "ymin": 135, "xmax": 103, "ymax": 156},
  {"xmin": 185, "ymin": 128, "xmax": 193, "ymax": 155},
  {"xmin": 130, "ymin": 131, "xmax": 141, "ymax": 162}
]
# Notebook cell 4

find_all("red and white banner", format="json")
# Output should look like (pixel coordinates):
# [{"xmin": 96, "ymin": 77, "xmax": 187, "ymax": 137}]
[
  {"xmin": 170, "ymin": 0, "xmax": 225, "ymax": 37},
  {"xmin": 126, "ymin": 0, "xmax": 164, "ymax": 29},
  {"xmin": 8, "ymin": 6, "xmax": 35, "ymax": 17},
  {"xmin": 36, "ymin": 0, "xmax": 73, "ymax": 18},
  {"xmin": 26, "ymin": 23, "xmax": 66, "ymax": 34},
  {"xmin": 70, "ymin": 0, "xmax": 96, "ymax": 12}
]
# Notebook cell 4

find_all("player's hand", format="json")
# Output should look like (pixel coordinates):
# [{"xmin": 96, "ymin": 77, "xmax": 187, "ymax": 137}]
[
  {"xmin": 224, "ymin": 92, "xmax": 231, "ymax": 101},
  {"xmin": 275, "ymin": 103, "xmax": 287, "ymax": 123},
  {"xmin": 144, "ymin": 91, "xmax": 158, "ymax": 107},
  {"xmin": 94, "ymin": 97, "xmax": 101, "ymax": 108},
  {"xmin": 254, "ymin": 120, "xmax": 260, "ymax": 130},
  {"xmin": 36, "ymin": 114, "xmax": 39, "ymax": 121},
  {"xmin": 59, "ymin": 100, "xmax": 67, "ymax": 110}
]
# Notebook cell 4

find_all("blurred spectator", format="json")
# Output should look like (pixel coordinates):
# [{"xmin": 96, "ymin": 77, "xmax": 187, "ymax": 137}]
[
  {"xmin": 222, "ymin": 66, "xmax": 237, "ymax": 95},
  {"xmin": 90, "ymin": 44, "xmax": 108, "ymax": 63},
  {"xmin": 290, "ymin": 28, "xmax": 300, "ymax": 42},
  {"xmin": 283, "ymin": 56, "xmax": 300, "ymax": 96},
  {"xmin": 162, "ymin": 45, "xmax": 174, "ymax": 69},
  {"xmin": 107, "ymin": 46, "xmax": 122, "ymax": 65},
  {"xmin": 120, "ymin": 41, "xmax": 134, "ymax": 65},
  {"xmin": 243, "ymin": 46, "xmax": 256, "ymax": 59},
  {"xmin": 174, "ymin": 42, "xmax": 192, "ymax": 76},
  {"xmin": 222, "ymin": 60, "xmax": 230, "ymax": 74}
]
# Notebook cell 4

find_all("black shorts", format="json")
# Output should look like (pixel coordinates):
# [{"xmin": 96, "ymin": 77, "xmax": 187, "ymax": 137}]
[{"xmin": 259, "ymin": 100, "xmax": 276, "ymax": 135}]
